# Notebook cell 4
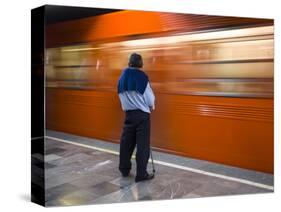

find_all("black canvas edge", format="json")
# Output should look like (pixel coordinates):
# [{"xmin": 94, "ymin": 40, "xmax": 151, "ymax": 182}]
[{"xmin": 31, "ymin": 5, "xmax": 46, "ymax": 207}]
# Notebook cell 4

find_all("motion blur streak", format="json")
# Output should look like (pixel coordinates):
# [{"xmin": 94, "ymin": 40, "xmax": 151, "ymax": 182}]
[{"xmin": 45, "ymin": 11, "xmax": 273, "ymax": 173}]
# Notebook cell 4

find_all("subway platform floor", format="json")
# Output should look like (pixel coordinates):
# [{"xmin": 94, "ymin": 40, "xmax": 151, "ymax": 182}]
[{"xmin": 36, "ymin": 130, "xmax": 273, "ymax": 206}]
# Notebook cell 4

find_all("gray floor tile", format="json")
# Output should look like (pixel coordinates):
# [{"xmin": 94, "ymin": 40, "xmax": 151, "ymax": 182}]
[
  {"xmin": 46, "ymin": 183, "xmax": 79, "ymax": 202},
  {"xmin": 46, "ymin": 189, "xmax": 100, "ymax": 207},
  {"xmin": 45, "ymin": 147, "xmax": 66, "ymax": 155},
  {"xmin": 45, "ymin": 154, "xmax": 62, "ymax": 162},
  {"xmin": 87, "ymin": 181, "xmax": 121, "ymax": 196},
  {"xmin": 44, "ymin": 131, "xmax": 273, "ymax": 207},
  {"xmin": 45, "ymin": 162, "xmax": 57, "ymax": 169},
  {"xmin": 109, "ymin": 176, "xmax": 135, "ymax": 189},
  {"xmin": 46, "ymin": 130, "xmax": 274, "ymax": 187},
  {"xmin": 48, "ymin": 153, "xmax": 94, "ymax": 166},
  {"xmin": 70, "ymin": 173, "xmax": 114, "ymax": 188}
]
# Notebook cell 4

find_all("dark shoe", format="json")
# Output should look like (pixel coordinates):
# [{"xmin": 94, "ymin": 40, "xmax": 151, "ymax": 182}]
[
  {"xmin": 135, "ymin": 173, "xmax": 154, "ymax": 182},
  {"xmin": 121, "ymin": 171, "xmax": 130, "ymax": 177},
  {"xmin": 119, "ymin": 168, "xmax": 130, "ymax": 177}
]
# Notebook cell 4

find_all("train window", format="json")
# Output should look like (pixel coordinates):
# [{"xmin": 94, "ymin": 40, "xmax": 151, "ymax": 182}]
[
  {"xmin": 45, "ymin": 26, "xmax": 273, "ymax": 98},
  {"xmin": 46, "ymin": 44, "xmax": 109, "ymax": 89}
]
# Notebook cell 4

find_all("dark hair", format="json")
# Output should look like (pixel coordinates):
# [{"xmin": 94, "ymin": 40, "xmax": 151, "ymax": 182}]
[{"xmin": 128, "ymin": 53, "xmax": 143, "ymax": 68}]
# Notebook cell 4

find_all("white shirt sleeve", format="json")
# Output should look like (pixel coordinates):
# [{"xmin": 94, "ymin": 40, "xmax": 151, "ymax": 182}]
[{"xmin": 143, "ymin": 82, "xmax": 155, "ymax": 110}]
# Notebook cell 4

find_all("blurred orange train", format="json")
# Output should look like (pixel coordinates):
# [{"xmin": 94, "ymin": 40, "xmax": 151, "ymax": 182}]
[{"xmin": 45, "ymin": 11, "xmax": 273, "ymax": 173}]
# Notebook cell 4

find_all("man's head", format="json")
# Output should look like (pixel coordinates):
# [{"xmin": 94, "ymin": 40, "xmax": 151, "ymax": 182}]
[{"xmin": 128, "ymin": 53, "xmax": 143, "ymax": 68}]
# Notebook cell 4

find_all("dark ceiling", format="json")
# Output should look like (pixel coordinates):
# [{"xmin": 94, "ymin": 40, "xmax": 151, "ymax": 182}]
[{"xmin": 45, "ymin": 5, "xmax": 120, "ymax": 25}]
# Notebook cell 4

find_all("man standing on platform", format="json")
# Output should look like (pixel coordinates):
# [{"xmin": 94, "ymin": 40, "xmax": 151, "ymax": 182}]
[{"xmin": 117, "ymin": 53, "xmax": 155, "ymax": 183}]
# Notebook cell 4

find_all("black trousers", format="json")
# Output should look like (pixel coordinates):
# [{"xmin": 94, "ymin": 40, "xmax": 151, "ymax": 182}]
[{"xmin": 119, "ymin": 109, "xmax": 150, "ymax": 178}]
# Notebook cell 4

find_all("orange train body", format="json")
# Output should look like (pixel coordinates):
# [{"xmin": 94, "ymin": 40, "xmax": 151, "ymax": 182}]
[{"xmin": 45, "ymin": 11, "xmax": 274, "ymax": 173}]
